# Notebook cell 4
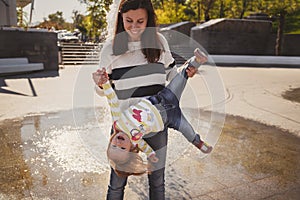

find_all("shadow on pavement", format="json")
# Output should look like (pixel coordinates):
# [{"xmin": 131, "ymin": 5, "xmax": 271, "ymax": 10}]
[{"xmin": 0, "ymin": 70, "xmax": 59, "ymax": 96}]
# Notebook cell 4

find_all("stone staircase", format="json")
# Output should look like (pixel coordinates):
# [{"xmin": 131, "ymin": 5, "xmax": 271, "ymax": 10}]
[
  {"xmin": 59, "ymin": 42, "xmax": 102, "ymax": 65},
  {"xmin": 60, "ymin": 42, "xmax": 193, "ymax": 66}
]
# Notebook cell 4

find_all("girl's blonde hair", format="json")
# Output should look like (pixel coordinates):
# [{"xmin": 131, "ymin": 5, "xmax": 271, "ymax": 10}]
[{"xmin": 107, "ymin": 132, "xmax": 150, "ymax": 177}]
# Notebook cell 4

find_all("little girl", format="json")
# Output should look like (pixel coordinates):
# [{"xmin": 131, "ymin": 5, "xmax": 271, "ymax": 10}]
[{"xmin": 98, "ymin": 48, "xmax": 212, "ymax": 176}]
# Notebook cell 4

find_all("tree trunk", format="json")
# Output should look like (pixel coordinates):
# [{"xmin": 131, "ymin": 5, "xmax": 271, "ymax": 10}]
[
  {"xmin": 275, "ymin": 12, "xmax": 285, "ymax": 56},
  {"xmin": 197, "ymin": 1, "xmax": 201, "ymax": 23},
  {"xmin": 219, "ymin": 0, "xmax": 225, "ymax": 18},
  {"xmin": 204, "ymin": 0, "xmax": 215, "ymax": 21},
  {"xmin": 204, "ymin": 10, "xmax": 210, "ymax": 21},
  {"xmin": 175, "ymin": 2, "xmax": 179, "ymax": 22},
  {"xmin": 239, "ymin": 0, "xmax": 247, "ymax": 19}
]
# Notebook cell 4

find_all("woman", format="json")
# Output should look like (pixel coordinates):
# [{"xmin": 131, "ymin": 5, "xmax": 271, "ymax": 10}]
[{"xmin": 93, "ymin": 0, "xmax": 197, "ymax": 199}]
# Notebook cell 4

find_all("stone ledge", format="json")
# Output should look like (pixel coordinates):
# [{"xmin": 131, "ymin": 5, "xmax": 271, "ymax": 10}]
[
  {"xmin": 0, "ymin": 57, "xmax": 44, "ymax": 75},
  {"xmin": 210, "ymin": 55, "xmax": 300, "ymax": 67}
]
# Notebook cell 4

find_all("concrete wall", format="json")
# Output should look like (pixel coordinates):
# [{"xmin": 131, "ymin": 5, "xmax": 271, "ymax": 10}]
[
  {"xmin": 281, "ymin": 34, "xmax": 300, "ymax": 56},
  {"xmin": 191, "ymin": 18, "xmax": 273, "ymax": 55},
  {"xmin": 190, "ymin": 18, "xmax": 300, "ymax": 56},
  {"xmin": 160, "ymin": 21, "xmax": 196, "ymax": 46},
  {"xmin": 0, "ymin": 30, "xmax": 59, "ymax": 70},
  {"xmin": 0, "ymin": 0, "xmax": 17, "ymax": 26}
]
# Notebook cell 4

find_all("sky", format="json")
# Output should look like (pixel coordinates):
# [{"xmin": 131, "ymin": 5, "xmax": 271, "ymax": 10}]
[{"xmin": 23, "ymin": 0, "xmax": 87, "ymax": 24}]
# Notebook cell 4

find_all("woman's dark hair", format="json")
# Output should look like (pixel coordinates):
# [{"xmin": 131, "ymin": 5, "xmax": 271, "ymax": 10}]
[{"xmin": 113, "ymin": 0, "xmax": 162, "ymax": 63}]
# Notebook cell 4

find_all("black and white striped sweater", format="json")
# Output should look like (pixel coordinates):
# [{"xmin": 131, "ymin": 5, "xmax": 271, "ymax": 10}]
[{"xmin": 96, "ymin": 33, "xmax": 179, "ymax": 112}]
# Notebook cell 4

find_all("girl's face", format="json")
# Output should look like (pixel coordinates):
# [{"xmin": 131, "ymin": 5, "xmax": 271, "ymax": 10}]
[
  {"xmin": 110, "ymin": 132, "xmax": 131, "ymax": 151},
  {"xmin": 122, "ymin": 8, "xmax": 148, "ymax": 42},
  {"xmin": 108, "ymin": 132, "xmax": 132, "ymax": 164}
]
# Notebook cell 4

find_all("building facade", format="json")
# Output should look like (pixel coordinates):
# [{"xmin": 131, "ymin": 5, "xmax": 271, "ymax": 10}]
[{"xmin": 0, "ymin": 0, "xmax": 31, "ymax": 26}]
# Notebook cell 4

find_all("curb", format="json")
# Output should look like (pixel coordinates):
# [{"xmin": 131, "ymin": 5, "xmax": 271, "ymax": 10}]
[{"xmin": 210, "ymin": 55, "xmax": 300, "ymax": 67}]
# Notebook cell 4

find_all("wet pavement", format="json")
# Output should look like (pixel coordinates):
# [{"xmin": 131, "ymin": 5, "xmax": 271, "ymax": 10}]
[
  {"xmin": 0, "ymin": 66, "xmax": 300, "ymax": 199},
  {"xmin": 0, "ymin": 108, "xmax": 299, "ymax": 199}
]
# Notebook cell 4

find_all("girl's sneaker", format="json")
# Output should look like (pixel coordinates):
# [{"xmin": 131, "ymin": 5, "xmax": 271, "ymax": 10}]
[
  {"xmin": 198, "ymin": 141, "xmax": 213, "ymax": 154},
  {"xmin": 192, "ymin": 134, "xmax": 213, "ymax": 154},
  {"xmin": 187, "ymin": 48, "xmax": 207, "ymax": 69}
]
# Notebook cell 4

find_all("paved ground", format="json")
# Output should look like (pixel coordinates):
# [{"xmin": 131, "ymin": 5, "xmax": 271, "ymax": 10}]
[{"xmin": 0, "ymin": 65, "xmax": 299, "ymax": 200}]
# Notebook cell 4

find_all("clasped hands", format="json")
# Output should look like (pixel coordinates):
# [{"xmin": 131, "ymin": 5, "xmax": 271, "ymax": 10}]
[{"xmin": 92, "ymin": 68, "xmax": 109, "ymax": 88}]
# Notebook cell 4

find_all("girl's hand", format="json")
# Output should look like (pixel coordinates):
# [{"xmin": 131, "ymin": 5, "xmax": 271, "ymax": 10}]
[
  {"xmin": 186, "ymin": 66, "xmax": 198, "ymax": 78},
  {"xmin": 148, "ymin": 153, "xmax": 159, "ymax": 163},
  {"xmin": 92, "ymin": 68, "xmax": 109, "ymax": 87},
  {"xmin": 186, "ymin": 49, "xmax": 208, "ymax": 78},
  {"xmin": 147, "ymin": 153, "xmax": 159, "ymax": 174}
]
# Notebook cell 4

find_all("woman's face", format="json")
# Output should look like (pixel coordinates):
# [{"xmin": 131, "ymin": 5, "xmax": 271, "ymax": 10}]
[{"xmin": 122, "ymin": 8, "xmax": 148, "ymax": 42}]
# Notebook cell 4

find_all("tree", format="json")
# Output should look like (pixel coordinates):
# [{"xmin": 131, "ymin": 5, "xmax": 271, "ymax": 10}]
[
  {"xmin": 230, "ymin": 0, "xmax": 254, "ymax": 19},
  {"xmin": 210, "ymin": 0, "xmax": 257, "ymax": 19},
  {"xmin": 48, "ymin": 11, "xmax": 65, "ymax": 27},
  {"xmin": 17, "ymin": 7, "xmax": 28, "ymax": 27},
  {"xmin": 202, "ymin": 0, "xmax": 216, "ymax": 21},
  {"xmin": 152, "ymin": 0, "xmax": 165, "ymax": 9},
  {"xmin": 183, "ymin": 1, "xmax": 197, "ymax": 21},
  {"xmin": 72, "ymin": 10, "xmax": 88, "ymax": 36},
  {"xmin": 78, "ymin": 0, "xmax": 112, "ymax": 40},
  {"xmin": 155, "ymin": 1, "xmax": 189, "ymax": 24},
  {"xmin": 36, "ymin": 11, "xmax": 71, "ymax": 30},
  {"xmin": 188, "ymin": 0, "xmax": 217, "ymax": 22},
  {"xmin": 262, "ymin": 0, "xmax": 300, "ymax": 55},
  {"xmin": 285, "ymin": 9, "xmax": 300, "ymax": 34}
]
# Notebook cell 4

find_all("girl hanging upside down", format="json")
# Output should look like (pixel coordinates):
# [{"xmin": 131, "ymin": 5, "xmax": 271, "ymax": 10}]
[{"xmin": 99, "ymin": 48, "xmax": 213, "ymax": 176}]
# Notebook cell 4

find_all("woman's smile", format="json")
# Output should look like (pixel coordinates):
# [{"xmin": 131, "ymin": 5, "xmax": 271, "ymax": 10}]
[{"xmin": 122, "ymin": 8, "xmax": 148, "ymax": 41}]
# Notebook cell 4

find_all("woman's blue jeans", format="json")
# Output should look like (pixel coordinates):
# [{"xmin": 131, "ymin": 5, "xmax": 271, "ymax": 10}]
[{"xmin": 107, "ymin": 127, "xmax": 168, "ymax": 200}]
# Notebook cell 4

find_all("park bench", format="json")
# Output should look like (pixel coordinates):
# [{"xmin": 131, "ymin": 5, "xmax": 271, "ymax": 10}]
[{"xmin": 0, "ymin": 57, "xmax": 44, "ymax": 75}]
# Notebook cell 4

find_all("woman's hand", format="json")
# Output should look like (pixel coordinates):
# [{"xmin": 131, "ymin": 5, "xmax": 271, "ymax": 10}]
[{"xmin": 92, "ymin": 68, "xmax": 109, "ymax": 88}]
